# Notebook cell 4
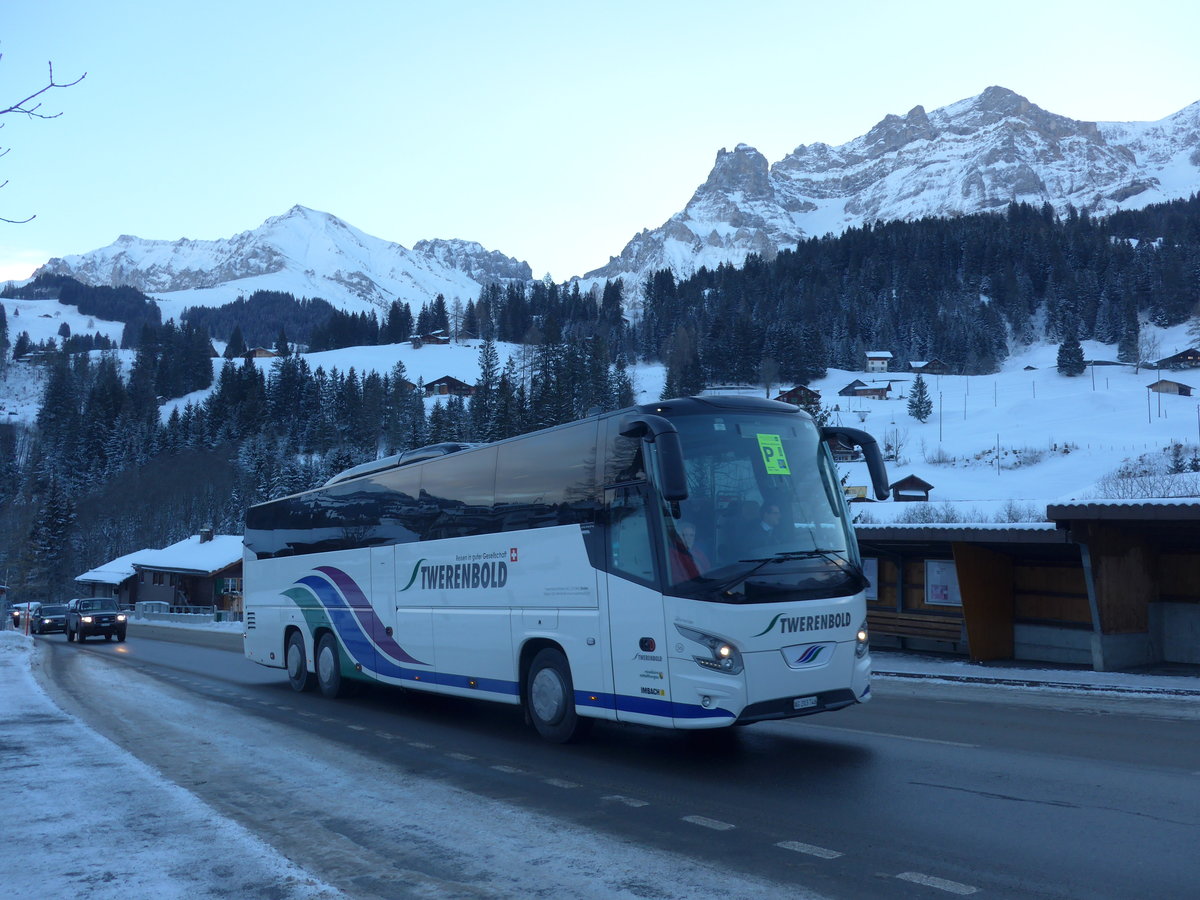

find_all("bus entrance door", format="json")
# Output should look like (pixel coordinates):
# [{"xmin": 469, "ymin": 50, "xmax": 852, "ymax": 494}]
[{"xmin": 605, "ymin": 485, "xmax": 672, "ymax": 727}]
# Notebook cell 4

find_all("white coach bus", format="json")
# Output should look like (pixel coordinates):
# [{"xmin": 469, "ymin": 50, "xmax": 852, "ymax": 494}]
[{"xmin": 243, "ymin": 395, "xmax": 889, "ymax": 742}]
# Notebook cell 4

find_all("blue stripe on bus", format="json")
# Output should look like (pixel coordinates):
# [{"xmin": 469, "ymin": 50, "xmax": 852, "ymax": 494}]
[{"xmin": 293, "ymin": 569, "xmax": 733, "ymax": 721}]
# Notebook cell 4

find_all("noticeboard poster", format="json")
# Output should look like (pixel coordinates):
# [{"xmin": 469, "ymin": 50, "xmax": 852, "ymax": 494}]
[
  {"xmin": 925, "ymin": 560, "xmax": 962, "ymax": 607},
  {"xmin": 863, "ymin": 558, "xmax": 878, "ymax": 602}
]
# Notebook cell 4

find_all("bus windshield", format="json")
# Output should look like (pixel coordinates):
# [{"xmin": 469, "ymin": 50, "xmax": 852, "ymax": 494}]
[{"xmin": 657, "ymin": 410, "xmax": 864, "ymax": 602}]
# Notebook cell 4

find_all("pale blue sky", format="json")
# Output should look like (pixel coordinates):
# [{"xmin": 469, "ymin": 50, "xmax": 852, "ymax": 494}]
[{"xmin": 2, "ymin": 0, "xmax": 1198, "ymax": 283}]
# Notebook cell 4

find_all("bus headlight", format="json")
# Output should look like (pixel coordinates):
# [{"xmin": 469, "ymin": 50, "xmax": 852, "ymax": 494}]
[
  {"xmin": 855, "ymin": 620, "xmax": 869, "ymax": 658},
  {"xmin": 675, "ymin": 624, "xmax": 744, "ymax": 675}
]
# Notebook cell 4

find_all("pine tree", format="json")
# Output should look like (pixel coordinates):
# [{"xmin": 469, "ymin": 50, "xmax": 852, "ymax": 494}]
[
  {"xmin": 471, "ymin": 339, "xmax": 501, "ymax": 442},
  {"xmin": 1056, "ymin": 336, "xmax": 1086, "ymax": 376},
  {"xmin": 224, "ymin": 325, "xmax": 247, "ymax": 359},
  {"xmin": 907, "ymin": 373, "xmax": 933, "ymax": 422}
]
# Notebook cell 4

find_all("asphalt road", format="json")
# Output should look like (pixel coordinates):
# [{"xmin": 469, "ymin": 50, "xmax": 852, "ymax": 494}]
[{"xmin": 35, "ymin": 629, "xmax": 1200, "ymax": 899}]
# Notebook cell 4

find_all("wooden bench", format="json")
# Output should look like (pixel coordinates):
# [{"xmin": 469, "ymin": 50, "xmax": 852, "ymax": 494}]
[{"xmin": 868, "ymin": 609, "xmax": 964, "ymax": 645}]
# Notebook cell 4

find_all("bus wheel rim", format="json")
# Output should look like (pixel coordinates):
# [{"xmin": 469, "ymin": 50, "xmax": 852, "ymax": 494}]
[
  {"xmin": 319, "ymin": 644, "xmax": 336, "ymax": 683},
  {"xmin": 531, "ymin": 668, "xmax": 564, "ymax": 724}
]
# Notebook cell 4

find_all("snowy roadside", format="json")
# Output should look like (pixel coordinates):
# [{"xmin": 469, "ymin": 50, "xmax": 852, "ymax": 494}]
[
  {"xmin": 0, "ymin": 630, "xmax": 344, "ymax": 900},
  {"xmin": 4, "ymin": 628, "xmax": 815, "ymax": 899}
]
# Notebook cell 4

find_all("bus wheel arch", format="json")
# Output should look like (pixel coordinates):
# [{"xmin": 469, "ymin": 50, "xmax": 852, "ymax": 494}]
[
  {"xmin": 285, "ymin": 627, "xmax": 316, "ymax": 692},
  {"xmin": 524, "ymin": 644, "xmax": 590, "ymax": 743}
]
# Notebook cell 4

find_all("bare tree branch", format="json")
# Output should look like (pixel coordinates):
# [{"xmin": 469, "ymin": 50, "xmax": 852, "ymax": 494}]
[
  {"xmin": 1, "ymin": 56, "xmax": 86, "ymax": 224},
  {"xmin": 0, "ymin": 58, "xmax": 87, "ymax": 119}
]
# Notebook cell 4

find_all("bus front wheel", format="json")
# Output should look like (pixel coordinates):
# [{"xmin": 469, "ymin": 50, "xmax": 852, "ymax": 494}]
[
  {"xmin": 316, "ymin": 633, "xmax": 350, "ymax": 698},
  {"xmin": 286, "ymin": 631, "xmax": 316, "ymax": 692},
  {"xmin": 527, "ymin": 648, "xmax": 589, "ymax": 743}
]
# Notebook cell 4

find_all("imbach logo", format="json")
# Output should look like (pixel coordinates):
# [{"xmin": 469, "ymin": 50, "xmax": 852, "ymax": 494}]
[
  {"xmin": 400, "ymin": 558, "xmax": 509, "ymax": 592},
  {"xmin": 753, "ymin": 611, "xmax": 852, "ymax": 636}
]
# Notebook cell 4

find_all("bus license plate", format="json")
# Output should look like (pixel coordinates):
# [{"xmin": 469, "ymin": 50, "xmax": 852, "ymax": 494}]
[{"xmin": 793, "ymin": 696, "xmax": 818, "ymax": 710}]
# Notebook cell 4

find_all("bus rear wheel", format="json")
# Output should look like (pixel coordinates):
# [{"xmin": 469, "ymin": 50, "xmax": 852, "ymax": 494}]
[
  {"xmin": 286, "ymin": 631, "xmax": 316, "ymax": 692},
  {"xmin": 527, "ymin": 648, "xmax": 590, "ymax": 743},
  {"xmin": 316, "ymin": 633, "xmax": 350, "ymax": 698}
]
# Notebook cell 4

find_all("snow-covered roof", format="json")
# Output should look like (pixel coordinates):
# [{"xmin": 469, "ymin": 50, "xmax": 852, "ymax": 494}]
[
  {"xmin": 75, "ymin": 548, "xmax": 158, "ymax": 586},
  {"xmin": 132, "ymin": 535, "xmax": 243, "ymax": 576},
  {"xmin": 866, "ymin": 350, "xmax": 893, "ymax": 358}
]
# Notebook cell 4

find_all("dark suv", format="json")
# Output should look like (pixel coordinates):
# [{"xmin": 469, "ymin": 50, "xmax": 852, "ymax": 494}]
[
  {"xmin": 30, "ymin": 603, "xmax": 68, "ymax": 635},
  {"xmin": 66, "ymin": 598, "xmax": 128, "ymax": 643}
]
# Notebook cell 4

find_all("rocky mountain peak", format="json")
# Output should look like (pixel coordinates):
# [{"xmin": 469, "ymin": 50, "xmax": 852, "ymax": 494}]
[{"xmin": 699, "ymin": 144, "xmax": 773, "ymax": 200}]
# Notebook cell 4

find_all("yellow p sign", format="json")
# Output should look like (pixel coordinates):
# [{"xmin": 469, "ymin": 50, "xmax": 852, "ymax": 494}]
[{"xmin": 757, "ymin": 434, "xmax": 791, "ymax": 475}]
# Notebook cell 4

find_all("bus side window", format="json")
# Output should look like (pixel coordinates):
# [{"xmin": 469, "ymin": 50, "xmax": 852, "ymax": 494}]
[{"xmin": 608, "ymin": 488, "xmax": 656, "ymax": 583}]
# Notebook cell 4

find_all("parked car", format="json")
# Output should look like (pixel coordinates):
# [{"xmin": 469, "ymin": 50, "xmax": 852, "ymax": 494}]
[
  {"xmin": 65, "ymin": 598, "xmax": 128, "ymax": 643},
  {"xmin": 30, "ymin": 603, "xmax": 68, "ymax": 635},
  {"xmin": 9, "ymin": 601, "xmax": 37, "ymax": 630}
]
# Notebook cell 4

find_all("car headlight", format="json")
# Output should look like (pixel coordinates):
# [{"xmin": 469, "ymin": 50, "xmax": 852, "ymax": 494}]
[
  {"xmin": 116, "ymin": 614, "xmax": 127, "ymax": 621},
  {"xmin": 675, "ymin": 624, "xmax": 744, "ymax": 675},
  {"xmin": 43, "ymin": 618, "xmax": 52, "ymax": 624},
  {"xmin": 855, "ymin": 620, "xmax": 869, "ymax": 658},
  {"xmin": 81, "ymin": 616, "xmax": 93, "ymax": 623}
]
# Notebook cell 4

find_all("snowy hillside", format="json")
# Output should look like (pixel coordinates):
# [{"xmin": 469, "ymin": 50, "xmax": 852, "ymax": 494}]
[{"xmin": 6, "ymin": 296, "xmax": 1199, "ymax": 517}]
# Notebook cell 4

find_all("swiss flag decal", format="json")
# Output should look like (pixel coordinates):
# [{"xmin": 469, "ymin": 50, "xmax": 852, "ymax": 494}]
[{"xmin": 510, "ymin": 548, "xmax": 518, "ymax": 563}]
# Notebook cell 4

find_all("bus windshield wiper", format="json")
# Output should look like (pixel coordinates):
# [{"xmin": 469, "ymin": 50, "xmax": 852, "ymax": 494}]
[
  {"xmin": 721, "ymin": 549, "xmax": 856, "ymax": 590},
  {"xmin": 737, "ymin": 549, "xmax": 845, "ymax": 564}
]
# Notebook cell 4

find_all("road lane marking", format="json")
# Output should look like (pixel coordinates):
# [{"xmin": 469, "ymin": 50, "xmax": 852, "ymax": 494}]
[
  {"xmin": 491, "ymin": 765, "xmax": 524, "ymax": 774},
  {"xmin": 602, "ymin": 795, "xmax": 649, "ymax": 807},
  {"xmin": 407, "ymin": 741, "xmax": 433, "ymax": 749},
  {"xmin": 776, "ymin": 841, "xmax": 843, "ymax": 859},
  {"xmin": 896, "ymin": 872, "xmax": 979, "ymax": 894},
  {"xmin": 683, "ymin": 815, "xmax": 735, "ymax": 831},
  {"xmin": 544, "ymin": 778, "xmax": 580, "ymax": 789},
  {"xmin": 447, "ymin": 752, "xmax": 475, "ymax": 761},
  {"xmin": 346, "ymin": 724, "xmax": 366, "ymax": 731},
  {"xmin": 802, "ymin": 722, "xmax": 978, "ymax": 748}
]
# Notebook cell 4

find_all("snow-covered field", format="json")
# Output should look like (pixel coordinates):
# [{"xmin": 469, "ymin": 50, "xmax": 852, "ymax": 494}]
[{"xmin": 4, "ymin": 289, "xmax": 1200, "ymax": 515}]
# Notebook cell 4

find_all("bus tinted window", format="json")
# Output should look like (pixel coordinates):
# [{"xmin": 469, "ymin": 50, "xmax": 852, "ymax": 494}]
[
  {"xmin": 495, "ymin": 421, "xmax": 600, "ymax": 530},
  {"xmin": 419, "ymin": 446, "xmax": 499, "ymax": 540}
]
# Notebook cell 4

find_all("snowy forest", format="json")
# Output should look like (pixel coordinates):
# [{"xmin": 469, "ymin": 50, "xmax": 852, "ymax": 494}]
[{"xmin": 2, "ymin": 195, "xmax": 1200, "ymax": 599}]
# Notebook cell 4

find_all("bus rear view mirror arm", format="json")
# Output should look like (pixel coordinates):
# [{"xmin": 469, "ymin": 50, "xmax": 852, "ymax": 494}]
[
  {"xmin": 821, "ymin": 425, "xmax": 890, "ymax": 501},
  {"xmin": 619, "ymin": 414, "xmax": 689, "ymax": 502}
]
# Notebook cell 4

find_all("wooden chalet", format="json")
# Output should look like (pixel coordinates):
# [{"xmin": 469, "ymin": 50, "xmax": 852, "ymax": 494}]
[
  {"xmin": 890, "ymin": 474, "xmax": 934, "ymax": 502},
  {"xmin": 425, "ymin": 375, "xmax": 475, "ymax": 397},
  {"xmin": 908, "ymin": 359, "xmax": 948, "ymax": 375},
  {"xmin": 774, "ymin": 385, "xmax": 820, "ymax": 406},
  {"xmin": 1154, "ymin": 348, "xmax": 1200, "ymax": 370},
  {"xmin": 1147, "ymin": 379, "xmax": 1194, "ymax": 397}
]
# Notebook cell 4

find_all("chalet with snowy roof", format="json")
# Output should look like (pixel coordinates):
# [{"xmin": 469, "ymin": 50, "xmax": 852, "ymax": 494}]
[
  {"xmin": 1147, "ymin": 378, "xmax": 1194, "ymax": 397},
  {"xmin": 244, "ymin": 347, "xmax": 279, "ymax": 360},
  {"xmin": 1153, "ymin": 348, "xmax": 1200, "ymax": 370},
  {"xmin": 425, "ymin": 375, "xmax": 474, "ymax": 397},
  {"xmin": 908, "ymin": 359, "xmax": 948, "ymax": 375},
  {"xmin": 132, "ymin": 530, "xmax": 243, "ymax": 613},
  {"xmin": 865, "ymin": 350, "xmax": 893, "ymax": 373},
  {"xmin": 74, "ymin": 547, "xmax": 157, "ymax": 605},
  {"xmin": 890, "ymin": 474, "xmax": 934, "ymax": 502},
  {"xmin": 854, "ymin": 384, "xmax": 891, "ymax": 401},
  {"xmin": 774, "ymin": 385, "xmax": 820, "ymax": 406},
  {"xmin": 838, "ymin": 379, "xmax": 868, "ymax": 397}
]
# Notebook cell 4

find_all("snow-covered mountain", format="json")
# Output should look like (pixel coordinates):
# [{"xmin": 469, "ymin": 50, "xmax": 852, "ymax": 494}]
[
  {"xmin": 31, "ymin": 88, "xmax": 1200, "ymax": 308},
  {"xmin": 35, "ymin": 206, "xmax": 528, "ymax": 315},
  {"xmin": 583, "ymin": 86, "xmax": 1200, "ymax": 285}
]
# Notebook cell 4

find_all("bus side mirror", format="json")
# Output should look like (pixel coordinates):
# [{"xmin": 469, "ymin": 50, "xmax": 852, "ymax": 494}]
[
  {"xmin": 619, "ymin": 414, "xmax": 689, "ymax": 502},
  {"xmin": 821, "ymin": 425, "xmax": 890, "ymax": 501}
]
